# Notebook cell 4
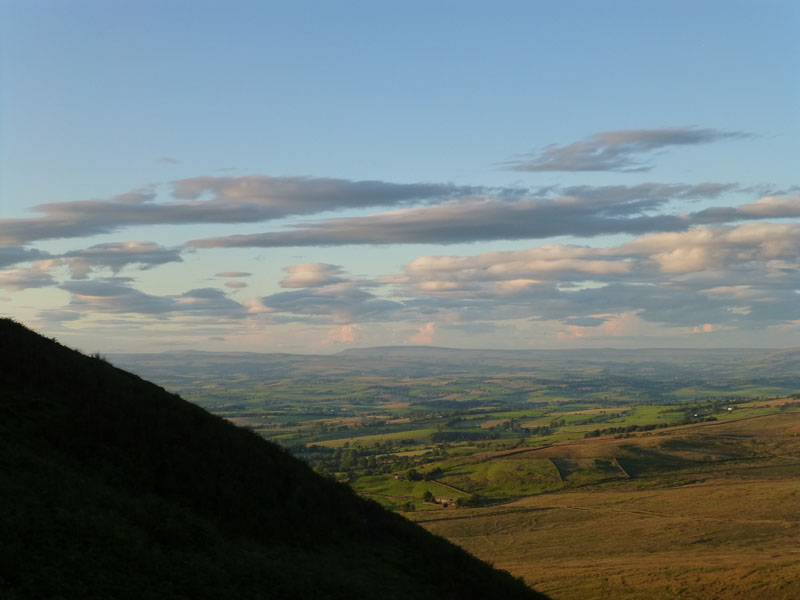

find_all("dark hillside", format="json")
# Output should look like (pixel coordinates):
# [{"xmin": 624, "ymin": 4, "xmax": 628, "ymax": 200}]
[{"xmin": 0, "ymin": 319, "xmax": 546, "ymax": 600}]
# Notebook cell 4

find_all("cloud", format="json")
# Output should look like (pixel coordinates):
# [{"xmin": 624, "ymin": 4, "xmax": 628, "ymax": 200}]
[
  {"xmin": 410, "ymin": 322, "xmax": 436, "ymax": 344},
  {"xmin": 699, "ymin": 285, "xmax": 765, "ymax": 300},
  {"xmin": 379, "ymin": 222, "xmax": 800, "ymax": 329},
  {"xmin": 35, "ymin": 220, "xmax": 797, "ymax": 338},
  {"xmin": 0, "ymin": 189, "xmax": 155, "ymax": 245},
  {"xmin": 560, "ymin": 182, "xmax": 736, "ymax": 208},
  {"xmin": 173, "ymin": 287, "xmax": 248, "ymax": 317},
  {"xmin": 37, "ymin": 309, "xmax": 84, "ymax": 326},
  {"xmin": 557, "ymin": 313, "xmax": 643, "ymax": 340},
  {"xmin": 279, "ymin": 263, "xmax": 346, "ymax": 288},
  {"xmin": 267, "ymin": 272, "xmax": 406, "ymax": 325},
  {"xmin": 6, "ymin": 169, "xmax": 765, "ymax": 252},
  {"xmin": 323, "ymin": 324, "xmax": 360, "ymax": 345},
  {"xmin": 215, "ymin": 271, "xmax": 252, "ymax": 277},
  {"xmin": 59, "ymin": 278, "xmax": 247, "ymax": 318},
  {"xmin": 0, "ymin": 246, "xmax": 52, "ymax": 269},
  {"xmin": 242, "ymin": 298, "xmax": 272, "ymax": 314},
  {"xmin": 60, "ymin": 277, "xmax": 176, "ymax": 314},
  {"xmin": 736, "ymin": 196, "xmax": 800, "ymax": 218},
  {"xmin": 374, "ymin": 221, "xmax": 796, "ymax": 296},
  {"xmin": 563, "ymin": 316, "xmax": 612, "ymax": 327},
  {"xmin": 0, "ymin": 176, "xmax": 473, "ymax": 245},
  {"xmin": 261, "ymin": 285, "xmax": 403, "ymax": 324},
  {"xmin": 621, "ymin": 222, "xmax": 800, "ymax": 273},
  {"xmin": 188, "ymin": 183, "xmax": 736, "ymax": 248},
  {"xmin": 401, "ymin": 245, "xmax": 631, "ymax": 285},
  {"xmin": 171, "ymin": 175, "xmax": 470, "ymax": 209},
  {"xmin": 693, "ymin": 195, "xmax": 800, "ymax": 224},
  {"xmin": 61, "ymin": 241, "xmax": 183, "ymax": 278},
  {"xmin": 0, "ymin": 260, "xmax": 60, "ymax": 291},
  {"xmin": 505, "ymin": 127, "xmax": 750, "ymax": 172}
]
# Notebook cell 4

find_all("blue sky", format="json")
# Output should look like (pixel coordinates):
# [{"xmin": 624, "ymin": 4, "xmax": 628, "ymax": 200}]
[{"xmin": 1, "ymin": 0, "xmax": 798, "ymax": 352}]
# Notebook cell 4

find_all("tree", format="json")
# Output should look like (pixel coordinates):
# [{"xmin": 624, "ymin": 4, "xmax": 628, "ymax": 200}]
[
  {"xmin": 422, "ymin": 490, "xmax": 435, "ymax": 503},
  {"xmin": 463, "ymin": 493, "xmax": 483, "ymax": 507}
]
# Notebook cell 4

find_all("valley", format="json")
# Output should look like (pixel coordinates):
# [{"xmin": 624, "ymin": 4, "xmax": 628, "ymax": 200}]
[{"xmin": 112, "ymin": 346, "xmax": 800, "ymax": 599}]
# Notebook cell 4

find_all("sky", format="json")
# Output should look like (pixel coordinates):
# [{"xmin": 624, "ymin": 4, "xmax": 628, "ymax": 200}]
[{"xmin": 1, "ymin": 0, "xmax": 798, "ymax": 353}]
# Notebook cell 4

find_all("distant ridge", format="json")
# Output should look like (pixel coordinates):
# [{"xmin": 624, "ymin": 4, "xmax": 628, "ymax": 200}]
[
  {"xmin": 110, "ymin": 345, "xmax": 800, "ymax": 393},
  {"xmin": 0, "ymin": 319, "xmax": 546, "ymax": 600},
  {"xmin": 336, "ymin": 344, "xmax": 789, "ymax": 355}
]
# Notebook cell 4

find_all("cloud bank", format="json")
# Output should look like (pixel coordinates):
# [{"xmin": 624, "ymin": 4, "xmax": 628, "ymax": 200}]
[
  {"xmin": 0, "ymin": 176, "xmax": 473, "ymax": 245},
  {"xmin": 188, "ymin": 189, "xmax": 800, "ymax": 250},
  {"xmin": 4, "ymin": 125, "xmax": 796, "ymax": 348}
]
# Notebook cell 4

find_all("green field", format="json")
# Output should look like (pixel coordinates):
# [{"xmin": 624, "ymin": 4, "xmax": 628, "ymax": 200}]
[
  {"xmin": 350, "ymin": 475, "xmax": 467, "ymax": 510},
  {"xmin": 436, "ymin": 457, "xmax": 563, "ymax": 500}
]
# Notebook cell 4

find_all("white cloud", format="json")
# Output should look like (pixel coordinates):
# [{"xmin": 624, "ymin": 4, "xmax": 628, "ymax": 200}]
[
  {"xmin": 737, "ymin": 196, "xmax": 800, "ymax": 218},
  {"xmin": 410, "ymin": 322, "xmax": 436, "ymax": 345},
  {"xmin": 0, "ymin": 260, "xmax": 61, "ymax": 291},
  {"xmin": 280, "ymin": 263, "xmax": 346, "ymax": 288},
  {"xmin": 622, "ymin": 222, "xmax": 800, "ymax": 273},
  {"xmin": 322, "ymin": 324, "xmax": 360, "ymax": 345}
]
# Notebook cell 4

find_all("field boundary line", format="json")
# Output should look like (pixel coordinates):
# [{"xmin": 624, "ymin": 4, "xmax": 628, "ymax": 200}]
[
  {"xmin": 612, "ymin": 456, "xmax": 630, "ymax": 478},
  {"xmin": 431, "ymin": 479, "xmax": 469, "ymax": 495},
  {"xmin": 547, "ymin": 458, "xmax": 564, "ymax": 483},
  {"xmin": 360, "ymin": 492, "xmax": 414, "ymax": 500}
]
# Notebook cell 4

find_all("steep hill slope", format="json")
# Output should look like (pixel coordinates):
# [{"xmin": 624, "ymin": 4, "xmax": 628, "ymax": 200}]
[{"xmin": 0, "ymin": 319, "xmax": 546, "ymax": 600}]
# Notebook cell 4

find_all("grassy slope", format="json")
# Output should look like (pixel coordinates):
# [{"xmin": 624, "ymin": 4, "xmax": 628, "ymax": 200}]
[
  {"xmin": 0, "ymin": 319, "xmax": 546, "ymax": 600},
  {"xmin": 411, "ymin": 413, "xmax": 800, "ymax": 599}
]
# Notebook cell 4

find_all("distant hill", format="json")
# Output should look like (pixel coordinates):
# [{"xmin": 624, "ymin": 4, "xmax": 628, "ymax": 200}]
[
  {"xmin": 335, "ymin": 344, "xmax": 775, "ymax": 365},
  {"xmin": 0, "ymin": 319, "xmax": 546, "ymax": 600},
  {"xmin": 111, "ymin": 344, "xmax": 800, "ymax": 390}
]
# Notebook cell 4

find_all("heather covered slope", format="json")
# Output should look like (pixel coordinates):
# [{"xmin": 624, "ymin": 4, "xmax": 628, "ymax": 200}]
[{"xmin": 0, "ymin": 319, "xmax": 546, "ymax": 600}]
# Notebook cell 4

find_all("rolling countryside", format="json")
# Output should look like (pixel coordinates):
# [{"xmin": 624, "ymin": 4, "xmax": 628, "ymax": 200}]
[{"xmin": 112, "ymin": 345, "xmax": 800, "ymax": 599}]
